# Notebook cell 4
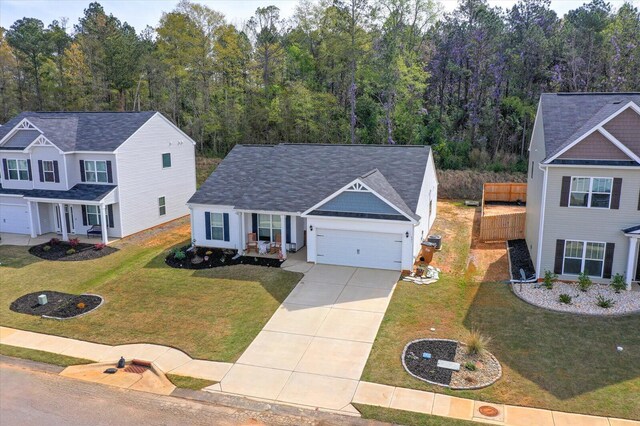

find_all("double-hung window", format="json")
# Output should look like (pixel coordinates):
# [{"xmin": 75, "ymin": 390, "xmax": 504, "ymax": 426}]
[
  {"xmin": 158, "ymin": 196, "xmax": 166, "ymax": 216},
  {"xmin": 86, "ymin": 205, "xmax": 101, "ymax": 226},
  {"xmin": 7, "ymin": 159, "xmax": 29, "ymax": 180},
  {"xmin": 569, "ymin": 177, "xmax": 612, "ymax": 208},
  {"xmin": 210, "ymin": 213, "xmax": 224, "ymax": 240},
  {"xmin": 84, "ymin": 160, "xmax": 108, "ymax": 183},
  {"xmin": 563, "ymin": 240, "xmax": 606, "ymax": 277},
  {"xmin": 258, "ymin": 214, "xmax": 281, "ymax": 242},
  {"xmin": 43, "ymin": 160, "xmax": 55, "ymax": 182}
]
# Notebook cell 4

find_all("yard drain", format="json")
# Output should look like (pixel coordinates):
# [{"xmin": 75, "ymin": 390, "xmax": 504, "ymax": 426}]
[{"xmin": 123, "ymin": 360, "xmax": 152, "ymax": 374}]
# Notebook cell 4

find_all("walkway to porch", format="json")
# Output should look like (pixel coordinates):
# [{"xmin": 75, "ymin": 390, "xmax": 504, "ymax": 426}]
[{"xmin": 0, "ymin": 232, "xmax": 119, "ymax": 247}]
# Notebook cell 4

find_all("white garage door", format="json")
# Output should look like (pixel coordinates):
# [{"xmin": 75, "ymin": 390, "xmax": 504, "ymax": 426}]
[
  {"xmin": 316, "ymin": 228, "xmax": 402, "ymax": 270},
  {"xmin": 0, "ymin": 203, "xmax": 30, "ymax": 234}
]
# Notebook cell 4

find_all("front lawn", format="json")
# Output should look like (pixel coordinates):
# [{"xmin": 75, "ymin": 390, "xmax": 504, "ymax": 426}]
[
  {"xmin": 0, "ymin": 219, "xmax": 301, "ymax": 362},
  {"xmin": 362, "ymin": 201, "xmax": 640, "ymax": 420}
]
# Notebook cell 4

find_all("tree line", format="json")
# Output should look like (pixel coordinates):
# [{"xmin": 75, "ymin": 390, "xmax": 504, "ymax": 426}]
[{"xmin": 1, "ymin": 0, "xmax": 639, "ymax": 171}]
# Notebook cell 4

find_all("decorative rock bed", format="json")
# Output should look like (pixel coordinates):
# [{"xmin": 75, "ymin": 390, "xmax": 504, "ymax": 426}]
[
  {"xmin": 10, "ymin": 291, "xmax": 104, "ymax": 319},
  {"xmin": 402, "ymin": 339, "xmax": 501, "ymax": 390},
  {"xmin": 165, "ymin": 246, "xmax": 283, "ymax": 269},
  {"xmin": 512, "ymin": 282, "xmax": 640, "ymax": 316},
  {"xmin": 506, "ymin": 239, "xmax": 535, "ymax": 281},
  {"xmin": 29, "ymin": 239, "xmax": 117, "ymax": 261}
]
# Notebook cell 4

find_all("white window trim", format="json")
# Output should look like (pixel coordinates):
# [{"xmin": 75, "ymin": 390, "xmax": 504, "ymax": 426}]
[
  {"xmin": 562, "ymin": 239, "xmax": 606, "ymax": 278},
  {"xmin": 43, "ymin": 160, "xmax": 55, "ymax": 182},
  {"xmin": 258, "ymin": 214, "xmax": 282, "ymax": 242},
  {"xmin": 7, "ymin": 159, "xmax": 29, "ymax": 181},
  {"xmin": 85, "ymin": 205, "xmax": 109, "ymax": 227},
  {"xmin": 159, "ymin": 196, "xmax": 166, "ymax": 216},
  {"xmin": 210, "ymin": 212, "xmax": 224, "ymax": 241},
  {"xmin": 162, "ymin": 153, "xmax": 171, "ymax": 169},
  {"xmin": 84, "ymin": 160, "xmax": 108, "ymax": 183},
  {"xmin": 568, "ymin": 176, "xmax": 613, "ymax": 209}
]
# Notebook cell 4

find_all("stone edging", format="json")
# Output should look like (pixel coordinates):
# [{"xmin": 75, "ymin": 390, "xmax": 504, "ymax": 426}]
[
  {"xmin": 401, "ymin": 338, "xmax": 502, "ymax": 390},
  {"xmin": 42, "ymin": 294, "xmax": 105, "ymax": 321}
]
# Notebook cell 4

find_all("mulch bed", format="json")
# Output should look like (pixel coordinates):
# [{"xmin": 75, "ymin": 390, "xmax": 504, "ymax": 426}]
[
  {"xmin": 165, "ymin": 246, "xmax": 283, "ymax": 270},
  {"xmin": 402, "ymin": 339, "xmax": 458, "ymax": 386},
  {"xmin": 507, "ymin": 239, "xmax": 535, "ymax": 281},
  {"xmin": 29, "ymin": 240, "xmax": 117, "ymax": 261},
  {"xmin": 10, "ymin": 291, "xmax": 103, "ymax": 319}
]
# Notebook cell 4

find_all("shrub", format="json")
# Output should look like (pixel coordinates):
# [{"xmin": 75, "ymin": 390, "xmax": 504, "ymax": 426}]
[
  {"xmin": 465, "ymin": 329, "xmax": 491, "ymax": 356},
  {"xmin": 611, "ymin": 273, "xmax": 626, "ymax": 293},
  {"xmin": 94, "ymin": 243, "xmax": 106, "ymax": 251},
  {"xmin": 68, "ymin": 238, "xmax": 80, "ymax": 247},
  {"xmin": 577, "ymin": 272, "xmax": 592, "ymax": 292},
  {"xmin": 76, "ymin": 302, "xmax": 86, "ymax": 309},
  {"xmin": 464, "ymin": 362, "xmax": 477, "ymax": 371},
  {"xmin": 558, "ymin": 294, "xmax": 572, "ymax": 304},
  {"xmin": 205, "ymin": 250, "xmax": 213, "ymax": 256},
  {"xmin": 596, "ymin": 295, "xmax": 615, "ymax": 309},
  {"xmin": 66, "ymin": 248, "xmax": 76, "ymax": 255},
  {"xmin": 42, "ymin": 245, "xmax": 51, "ymax": 252},
  {"xmin": 173, "ymin": 250, "xmax": 186, "ymax": 260},
  {"xmin": 543, "ymin": 270, "xmax": 557, "ymax": 290},
  {"xmin": 49, "ymin": 238, "xmax": 60, "ymax": 245}
]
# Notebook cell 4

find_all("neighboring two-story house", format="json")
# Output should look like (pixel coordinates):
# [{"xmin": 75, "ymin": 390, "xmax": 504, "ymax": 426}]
[
  {"xmin": 525, "ymin": 93, "xmax": 640, "ymax": 290},
  {"xmin": 0, "ymin": 111, "xmax": 196, "ymax": 244}
]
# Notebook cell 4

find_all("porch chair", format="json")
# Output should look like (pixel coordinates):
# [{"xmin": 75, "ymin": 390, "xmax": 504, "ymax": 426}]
[
  {"xmin": 270, "ymin": 234, "xmax": 282, "ymax": 254},
  {"xmin": 87, "ymin": 225, "xmax": 102, "ymax": 238},
  {"xmin": 246, "ymin": 233, "xmax": 258, "ymax": 254}
]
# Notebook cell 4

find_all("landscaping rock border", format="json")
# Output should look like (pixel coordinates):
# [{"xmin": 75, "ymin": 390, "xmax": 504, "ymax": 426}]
[
  {"xmin": 29, "ymin": 240, "xmax": 117, "ymax": 261},
  {"xmin": 10, "ymin": 291, "xmax": 104, "ymax": 320}
]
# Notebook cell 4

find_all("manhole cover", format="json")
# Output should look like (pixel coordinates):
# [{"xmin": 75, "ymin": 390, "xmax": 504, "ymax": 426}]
[
  {"xmin": 123, "ymin": 364, "xmax": 148, "ymax": 374},
  {"xmin": 479, "ymin": 406, "xmax": 500, "ymax": 417}
]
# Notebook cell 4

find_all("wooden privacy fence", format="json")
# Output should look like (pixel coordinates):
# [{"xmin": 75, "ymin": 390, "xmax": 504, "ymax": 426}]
[
  {"xmin": 480, "ymin": 212, "xmax": 526, "ymax": 242},
  {"xmin": 483, "ymin": 183, "xmax": 527, "ymax": 203}
]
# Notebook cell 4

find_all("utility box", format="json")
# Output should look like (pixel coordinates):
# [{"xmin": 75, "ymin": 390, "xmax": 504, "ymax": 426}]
[
  {"xmin": 428, "ymin": 235, "xmax": 442, "ymax": 250},
  {"xmin": 38, "ymin": 294, "xmax": 48, "ymax": 305}
]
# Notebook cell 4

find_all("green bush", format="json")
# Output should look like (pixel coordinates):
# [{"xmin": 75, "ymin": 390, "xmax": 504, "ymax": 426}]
[
  {"xmin": 577, "ymin": 272, "xmax": 592, "ymax": 292},
  {"xmin": 66, "ymin": 248, "xmax": 76, "ymax": 255},
  {"xmin": 42, "ymin": 245, "xmax": 51, "ymax": 252},
  {"xmin": 610, "ymin": 273, "xmax": 626, "ymax": 293},
  {"xmin": 596, "ymin": 295, "xmax": 615, "ymax": 309},
  {"xmin": 543, "ymin": 270, "xmax": 557, "ymax": 290},
  {"xmin": 464, "ymin": 361, "xmax": 477, "ymax": 371},
  {"xmin": 558, "ymin": 294, "xmax": 572, "ymax": 304},
  {"xmin": 173, "ymin": 249, "xmax": 186, "ymax": 260}
]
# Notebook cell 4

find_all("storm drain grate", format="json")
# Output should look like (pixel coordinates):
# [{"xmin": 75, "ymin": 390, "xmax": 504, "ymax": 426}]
[{"xmin": 123, "ymin": 364, "xmax": 149, "ymax": 374}]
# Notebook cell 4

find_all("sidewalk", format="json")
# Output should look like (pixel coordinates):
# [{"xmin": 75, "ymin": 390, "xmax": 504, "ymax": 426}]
[{"xmin": 1, "ymin": 326, "xmax": 638, "ymax": 426}]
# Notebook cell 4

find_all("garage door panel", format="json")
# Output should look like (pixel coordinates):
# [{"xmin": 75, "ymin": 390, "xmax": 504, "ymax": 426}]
[
  {"xmin": 0, "ymin": 203, "xmax": 30, "ymax": 234},
  {"xmin": 316, "ymin": 228, "xmax": 402, "ymax": 270}
]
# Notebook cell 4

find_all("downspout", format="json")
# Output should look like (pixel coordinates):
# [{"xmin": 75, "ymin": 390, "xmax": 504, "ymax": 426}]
[{"xmin": 534, "ymin": 163, "xmax": 549, "ymax": 281}]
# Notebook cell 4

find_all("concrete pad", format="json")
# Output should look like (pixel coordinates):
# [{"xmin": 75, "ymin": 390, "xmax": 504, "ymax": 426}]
[
  {"xmin": 285, "ymin": 281, "xmax": 345, "ymax": 307},
  {"xmin": 0, "ymin": 326, "xmax": 17, "ymax": 340},
  {"xmin": 129, "ymin": 369, "xmax": 175, "ymax": 395},
  {"xmin": 59, "ymin": 340, "xmax": 112, "ymax": 361},
  {"xmin": 168, "ymin": 359, "xmax": 233, "ymax": 382},
  {"xmin": 1, "ymin": 330, "xmax": 74, "ymax": 354},
  {"xmin": 352, "ymin": 381, "xmax": 394, "ymax": 407},
  {"xmin": 339, "ymin": 404, "xmax": 361, "ymax": 415},
  {"xmin": 133, "ymin": 344, "xmax": 172, "ymax": 362},
  {"xmin": 303, "ymin": 265, "xmax": 357, "ymax": 285},
  {"xmin": 98, "ymin": 344, "xmax": 146, "ymax": 362},
  {"xmin": 264, "ymin": 303, "xmax": 331, "ymax": 336},
  {"xmin": 473, "ymin": 400, "xmax": 504, "ymax": 422},
  {"xmin": 389, "ymin": 387, "xmax": 434, "ymax": 415},
  {"xmin": 282, "ymin": 262, "xmax": 314, "ymax": 273},
  {"xmin": 431, "ymin": 394, "xmax": 474, "ymax": 420},
  {"xmin": 276, "ymin": 372, "xmax": 359, "ymax": 410},
  {"xmin": 205, "ymin": 383, "xmax": 222, "ymax": 392},
  {"xmin": 236, "ymin": 331, "xmax": 312, "ymax": 371},
  {"xmin": 99, "ymin": 370, "xmax": 144, "ymax": 388},
  {"xmin": 503, "ymin": 405, "xmax": 554, "ymax": 426},
  {"xmin": 347, "ymin": 268, "xmax": 399, "ymax": 289},
  {"xmin": 295, "ymin": 337, "xmax": 372, "ymax": 380},
  {"xmin": 553, "ymin": 411, "xmax": 611, "ymax": 426},
  {"xmin": 220, "ymin": 364, "xmax": 291, "ymax": 400},
  {"xmin": 609, "ymin": 419, "xmax": 640, "ymax": 426},
  {"xmin": 153, "ymin": 349, "xmax": 192, "ymax": 373},
  {"xmin": 316, "ymin": 309, "xmax": 383, "ymax": 343},
  {"xmin": 333, "ymin": 285, "xmax": 394, "ymax": 313}
]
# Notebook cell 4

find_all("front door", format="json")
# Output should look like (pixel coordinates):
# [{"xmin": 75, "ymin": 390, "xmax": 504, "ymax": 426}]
[{"xmin": 55, "ymin": 205, "xmax": 75, "ymax": 234}]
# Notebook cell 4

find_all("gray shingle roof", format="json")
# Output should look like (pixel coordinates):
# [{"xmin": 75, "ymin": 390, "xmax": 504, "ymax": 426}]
[
  {"xmin": 189, "ymin": 144, "xmax": 432, "ymax": 218},
  {"xmin": 0, "ymin": 111, "xmax": 157, "ymax": 152},
  {"xmin": 2, "ymin": 129, "xmax": 41, "ymax": 148},
  {"xmin": 540, "ymin": 93, "xmax": 640, "ymax": 160},
  {"xmin": 359, "ymin": 169, "xmax": 420, "ymax": 221},
  {"xmin": 0, "ymin": 184, "xmax": 116, "ymax": 201}
]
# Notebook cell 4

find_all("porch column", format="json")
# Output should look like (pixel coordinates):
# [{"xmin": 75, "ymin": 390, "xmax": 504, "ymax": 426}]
[
  {"xmin": 240, "ymin": 212, "xmax": 246, "ymax": 253},
  {"xmin": 26, "ymin": 202, "xmax": 37, "ymax": 238},
  {"xmin": 58, "ymin": 203, "xmax": 68, "ymax": 241},
  {"xmin": 280, "ymin": 214, "xmax": 287, "ymax": 259},
  {"xmin": 626, "ymin": 237, "xmax": 639, "ymax": 291},
  {"xmin": 100, "ymin": 203, "xmax": 108, "ymax": 244}
]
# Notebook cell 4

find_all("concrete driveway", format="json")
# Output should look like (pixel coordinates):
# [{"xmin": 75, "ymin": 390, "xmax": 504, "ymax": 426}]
[{"xmin": 211, "ymin": 264, "xmax": 399, "ymax": 413}]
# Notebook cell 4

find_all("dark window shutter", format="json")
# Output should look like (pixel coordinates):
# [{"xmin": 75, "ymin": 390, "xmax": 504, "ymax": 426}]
[
  {"xmin": 107, "ymin": 205, "xmax": 114, "ymax": 228},
  {"xmin": 285, "ymin": 215, "xmax": 291, "ymax": 244},
  {"xmin": 80, "ymin": 160, "xmax": 86, "ymax": 182},
  {"xmin": 38, "ymin": 160, "xmax": 44, "ymax": 182},
  {"xmin": 554, "ymin": 239, "xmax": 565, "ymax": 274},
  {"xmin": 560, "ymin": 176, "xmax": 571, "ymax": 207},
  {"xmin": 26, "ymin": 159, "xmax": 32, "ymax": 180},
  {"xmin": 106, "ymin": 161, "xmax": 113, "ymax": 183},
  {"xmin": 223, "ymin": 213, "xmax": 230, "ymax": 241},
  {"xmin": 53, "ymin": 161, "xmax": 60, "ymax": 183},
  {"xmin": 603, "ymin": 243, "xmax": 615, "ymax": 279},
  {"xmin": 81, "ymin": 205, "xmax": 88, "ymax": 226},
  {"xmin": 205, "ymin": 212, "xmax": 211, "ymax": 240},
  {"xmin": 610, "ymin": 178, "xmax": 622, "ymax": 209},
  {"xmin": 2, "ymin": 159, "xmax": 8, "ymax": 179},
  {"xmin": 252, "ymin": 213, "xmax": 258, "ymax": 234}
]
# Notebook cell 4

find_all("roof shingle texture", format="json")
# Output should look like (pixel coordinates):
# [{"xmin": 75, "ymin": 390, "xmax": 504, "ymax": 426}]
[
  {"xmin": 0, "ymin": 184, "xmax": 116, "ymax": 201},
  {"xmin": 189, "ymin": 144, "xmax": 431, "ymax": 217},
  {"xmin": 0, "ymin": 111, "xmax": 156, "ymax": 152}
]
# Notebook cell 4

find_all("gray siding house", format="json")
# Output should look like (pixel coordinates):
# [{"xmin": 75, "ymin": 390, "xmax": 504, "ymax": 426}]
[
  {"xmin": 0, "ymin": 112, "xmax": 196, "ymax": 243},
  {"xmin": 525, "ymin": 93, "xmax": 640, "ymax": 290}
]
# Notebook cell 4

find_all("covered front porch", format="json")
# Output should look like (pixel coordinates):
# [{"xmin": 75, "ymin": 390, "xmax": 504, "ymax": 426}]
[
  {"xmin": 237, "ymin": 211, "xmax": 307, "ymax": 260},
  {"xmin": 0, "ymin": 232, "xmax": 119, "ymax": 246},
  {"xmin": 623, "ymin": 225, "xmax": 640, "ymax": 291}
]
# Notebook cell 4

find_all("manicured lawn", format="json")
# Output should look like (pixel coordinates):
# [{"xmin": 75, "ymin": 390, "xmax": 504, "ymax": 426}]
[
  {"xmin": 362, "ymin": 201, "xmax": 640, "ymax": 421},
  {"xmin": 0, "ymin": 220, "xmax": 301, "ymax": 362},
  {"xmin": 166, "ymin": 374, "xmax": 217, "ymax": 390},
  {"xmin": 0, "ymin": 344, "xmax": 92, "ymax": 367},
  {"xmin": 354, "ymin": 404, "xmax": 476, "ymax": 426}
]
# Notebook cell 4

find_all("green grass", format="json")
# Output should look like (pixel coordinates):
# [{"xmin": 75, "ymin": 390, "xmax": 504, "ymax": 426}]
[
  {"xmin": 354, "ymin": 404, "xmax": 476, "ymax": 426},
  {"xmin": 362, "ymin": 201, "xmax": 640, "ymax": 421},
  {"xmin": 0, "ymin": 225, "xmax": 301, "ymax": 362},
  {"xmin": 166, "ymin": 374, "xmax": 217, "ymax": 390},
  {"xmin": 0, "ymin": 344, "xmax": 92, "ymax": 367}
]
